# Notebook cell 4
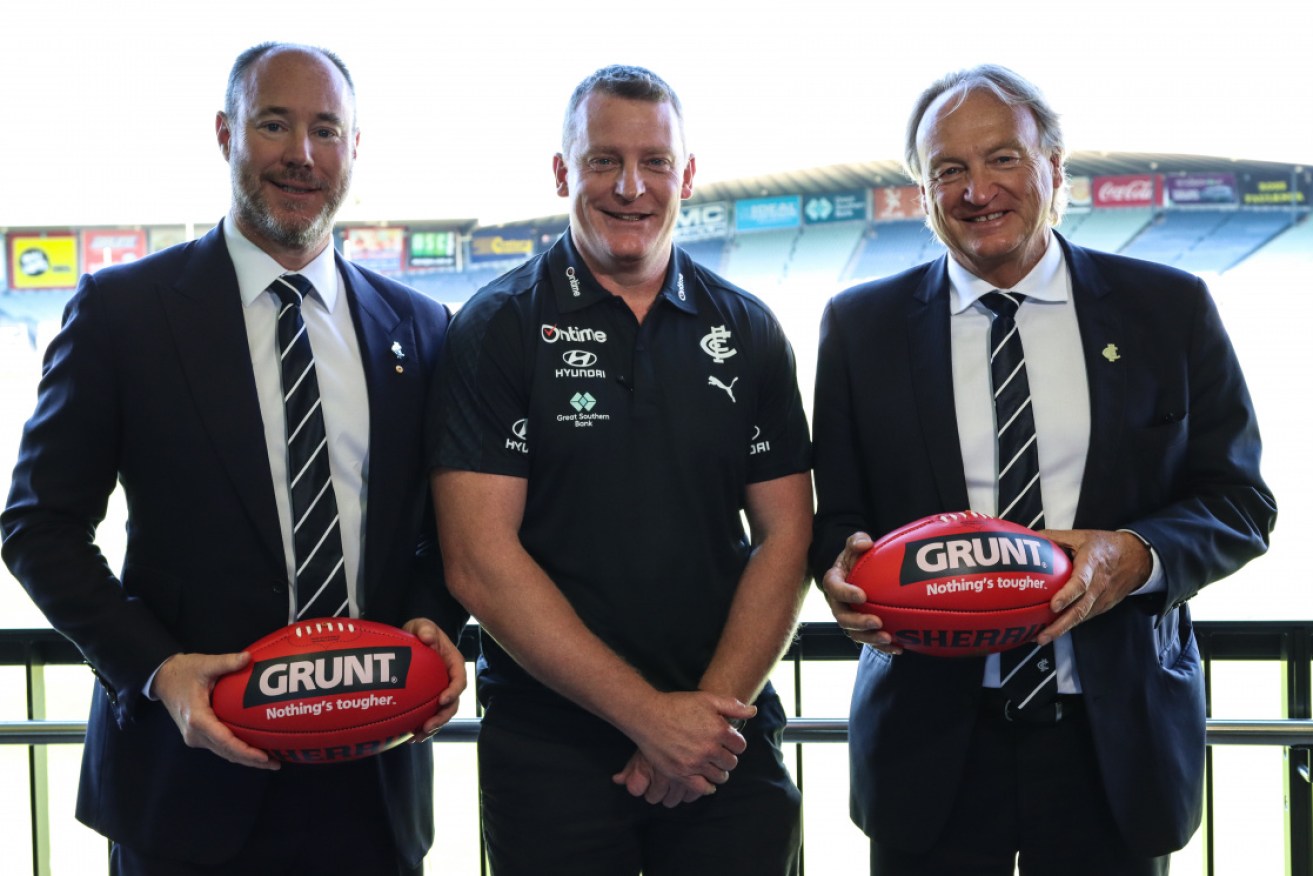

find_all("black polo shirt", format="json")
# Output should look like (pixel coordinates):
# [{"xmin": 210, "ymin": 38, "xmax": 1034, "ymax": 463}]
[{"xmin": 431, "ymin": 231, "xmax": 810, "ymax": 704}]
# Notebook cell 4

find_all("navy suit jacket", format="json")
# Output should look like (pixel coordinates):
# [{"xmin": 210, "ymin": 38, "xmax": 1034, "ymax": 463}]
[
  {"xmin": 1, "ymin": 223, "xmax": 466, "ymax": 865},
  {"xmin": 810, "ymin": 234, "xmax": 1276, "ymax": 857}
]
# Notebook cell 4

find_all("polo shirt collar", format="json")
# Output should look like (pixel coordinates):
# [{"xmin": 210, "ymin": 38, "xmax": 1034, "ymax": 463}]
[{"xmin": 548, "ymin": 230, "xmax": 698, "ymax": 315}]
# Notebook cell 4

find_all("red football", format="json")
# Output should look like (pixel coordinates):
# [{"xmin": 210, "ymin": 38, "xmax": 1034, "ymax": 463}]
[
  {"xmin": 211, "ymin": 618, "xmax": 449, "ymax": 764},
  {"xmin": 846, "ymin": 511, "xmax": 1072, "ymax": 657}
]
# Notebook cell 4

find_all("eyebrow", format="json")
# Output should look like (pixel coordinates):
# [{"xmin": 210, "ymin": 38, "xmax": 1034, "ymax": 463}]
[{"xmin": 255, "ymin": 106, "xmax": 347, "ymax": 127}]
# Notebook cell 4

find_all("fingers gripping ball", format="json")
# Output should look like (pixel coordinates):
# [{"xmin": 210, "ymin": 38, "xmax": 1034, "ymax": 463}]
[
  {"xmin": 846, "ymin": 511, "xmax": 1072, "ymax": 657},
  {"xmin": 211, "ymin": 619, "xmax": 449, "ymax": 763}
]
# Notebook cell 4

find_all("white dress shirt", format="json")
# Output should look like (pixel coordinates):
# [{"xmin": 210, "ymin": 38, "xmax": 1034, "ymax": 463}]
[
  {"xmin": 224, "ymin": 215, "xmax": 371, "ymax": 621},
  {"xmin": 948, "ymin": 233, "xmax": 1091, "ymax": 692}
]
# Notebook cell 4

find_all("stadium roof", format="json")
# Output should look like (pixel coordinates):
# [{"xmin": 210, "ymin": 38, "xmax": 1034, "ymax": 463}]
[{"xmin": 687, "ymin": 152, "xmax": 1308, "ymax": 206}]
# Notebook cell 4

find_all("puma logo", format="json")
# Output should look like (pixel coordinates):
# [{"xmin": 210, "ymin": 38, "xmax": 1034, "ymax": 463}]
[{"xmin": 708, "ymin": 375, "xmax": 739, "ymax": 403}]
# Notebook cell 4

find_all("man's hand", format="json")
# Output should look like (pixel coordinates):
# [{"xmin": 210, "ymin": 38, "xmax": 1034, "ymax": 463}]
[
  {"xmin": 153, "ymin": 651, "xmax": 279, "ymax": 770},
  {"xmin": 617, "ymin": 690, "xmax": 754, "ymax": 805},
  {"xmin": 1038, "ymin": 529, "xmax": 1153, "ymax": 644},
  {"xmin": 403, "ymin": 617, "xmax": 468, "ymax": 741},
  {"xmin": 822, "ymin": 531, "xmax": 902, "ymax": 654}
]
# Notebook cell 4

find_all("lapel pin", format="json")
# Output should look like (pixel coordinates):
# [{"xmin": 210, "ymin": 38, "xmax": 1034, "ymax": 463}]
[
  {"xmin": 1102, "ymin": 343, "xmax": 1121, "ymax": 363},
  {"xmin": 391, "ymin": 341, "xmax": 406, "ymax": 360}
]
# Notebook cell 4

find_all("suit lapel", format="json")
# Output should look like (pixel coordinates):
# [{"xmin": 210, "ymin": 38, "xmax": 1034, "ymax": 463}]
[
  {"xmin": 908, "ymin": 257, "xmax": 971, "ymax": 510},
  {"xmin": 1059, "ymin": 237, "xmax": 1129, "ymax": 529},
  {"xmin": 163, "ymin": 224, "xmax": 285, "ymax": 570},
  {"xmin": 338, "ymin": 258, "xmax": 416, "ymax": 603}
]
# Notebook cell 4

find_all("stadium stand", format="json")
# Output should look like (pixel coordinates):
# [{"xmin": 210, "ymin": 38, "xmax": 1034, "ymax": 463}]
[
  {"xmin": 3, "ymin": 155, "xmax": 1307, "ymax": 334},
  {"xmin": 845, "ymin": 220, "xmax": 943, "ymax": 282},
  {"xmin": 680, "ymin": 237, "xmax": 729, "ymax": 274},
  {"xmin": 723, "ymin": 228, "xmax": 797, "ymax": 289},
  {"xmin": 785, "ymin": 221, "xmax": 866, "ymax": 286},
  {"xmin": 1118, "ymin": 209, "xmax": 1295, "ymax": 273},
  {"xmin": 1058, "ymin": 207, "xmax": 1153, "ymax": 253}
]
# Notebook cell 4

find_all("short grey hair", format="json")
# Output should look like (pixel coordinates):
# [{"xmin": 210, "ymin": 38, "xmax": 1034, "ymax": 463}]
[
  {"xmin": 561, "ymin": 65, "xmax": 685, "ymax": 156},
  {"xmin": 904, "ymin": 64, "xmax": 1067, "ymax": 223},
  {"xmin": 224, "ymin": 42, "xmax": 356, "ymax": 128}
]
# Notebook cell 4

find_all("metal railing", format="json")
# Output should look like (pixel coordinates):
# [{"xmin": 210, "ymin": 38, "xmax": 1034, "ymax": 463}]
[{"xmin": 3, "ymin": 620, "xmax": 1311, "ymax": 875}]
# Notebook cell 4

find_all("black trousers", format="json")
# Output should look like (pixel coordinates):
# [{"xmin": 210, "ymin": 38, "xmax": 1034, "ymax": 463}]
[
  {"xmin": 478, "ymin": 694, "xmax": 801, "ymax": 876},
  {"xmin": 870, "ymin": 697, "xmax": 1171, "ymax": 876},
  {"xmin": 110, "ymin": 759, "xmax": 420, "ymax": 876}
]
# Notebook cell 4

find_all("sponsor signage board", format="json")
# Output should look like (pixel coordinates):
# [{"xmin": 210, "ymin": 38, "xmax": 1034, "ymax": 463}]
[
  {"xmin": 675, "ymin": 200, "xmax": 729, "ymax": 242},
  {"xmin": 469, "ymin": 227, "xmax": 536, "ymax": 263},
  {"xmin": 1092, "ymin": 174, "xmax": 1161, "ymax": 208},
  {"xmin": 734, "ymin": 195, "xmax": 801, "ymax": 233},
  {"xmin": 81, "ymin": 229, "xmax": 147, "ymax": 273},
  {"xmin": 1067, "ymin": 175, "xmax": 1093, "ymax": 211},
  {"xmin": 873, "ymin": 185, "xmax": 925, "ymax": 221},
  {"xmin": 803, "ymin": 191, "xmax": 868, "ymax": 224},
  {"xmin": 8, "ymin": 233, "xmax": 79, "ymax": 290},
  {"xmin": 408, "ymin": 229, "xmax": 458, "ymax": 268},
  {"xmin": 343, "ymin": 227, "xmax": 404, "ymax": 275},
  {"xmin": 1239, "ymin": 174, "xmax": 1310, "ymax": 207},
  {"xmin": 1165, "ymin": 173, "xmax": 1238, "ymax": 206}
]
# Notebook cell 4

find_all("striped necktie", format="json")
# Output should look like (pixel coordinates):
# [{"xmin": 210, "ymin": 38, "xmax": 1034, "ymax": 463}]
[
  {"xmin": 981, "ymin": 291, "xmax": 1057, "ymax": 718},
  {"xmin": 269, "ymin": 274, "xmax": 349, "ymax": 619}
]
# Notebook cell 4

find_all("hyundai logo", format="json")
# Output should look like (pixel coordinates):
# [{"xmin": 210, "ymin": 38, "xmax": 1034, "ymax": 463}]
[{"xmin": 562, "ymin": 350, "xmax": 598, "ymax": 368}]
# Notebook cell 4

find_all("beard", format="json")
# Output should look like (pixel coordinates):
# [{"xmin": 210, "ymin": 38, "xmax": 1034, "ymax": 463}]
[{"xmin": 231, "ymin": 162, "xmax": 350, "ymax": 252}]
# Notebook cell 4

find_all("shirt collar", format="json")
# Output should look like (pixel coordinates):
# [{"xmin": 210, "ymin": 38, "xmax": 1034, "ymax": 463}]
[
  {"xmin": 224, "ymin": 214, "xmax": 340, "ymax": 312},
  {"xmin": 947, "ymin": 231, "xmax": 1067, "ymax": 315},
  {"xmin": 548, "ymin": 230, "xmax": 698, "ymax": 315}
]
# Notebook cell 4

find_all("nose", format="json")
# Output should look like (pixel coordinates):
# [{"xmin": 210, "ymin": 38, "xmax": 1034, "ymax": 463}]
[
  {"xmin": 282, "ymin": 127, "xmax": 314, "ymax": 167},
  {"xmin": 962, "ymin": 167, "xmax": 997, "ymax": 205},
  {"xmin": 615, "ymin": 163, "xmax": 644, "ymax": 202}
]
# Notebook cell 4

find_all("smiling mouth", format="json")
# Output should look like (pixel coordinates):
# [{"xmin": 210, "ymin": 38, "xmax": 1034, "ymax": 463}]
[
  {"xmin": 270, "ymin": 179, "xmax": 320, "ymax": 196},
  {"xmin": 967, "ymin": 211, "xmax": 1007, "ymax": 223},
  {"xmin": 602, "ymin": 210, "xmax": 649, "ymax": 222}
]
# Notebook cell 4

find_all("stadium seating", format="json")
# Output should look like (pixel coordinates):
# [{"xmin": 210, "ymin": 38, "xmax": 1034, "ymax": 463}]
[
  {"xmin": 1117, "ymin": 209, "xmax": 1295, "ymax": 273},
  {"xmin": 845, "ymin": 221, "xmax": 943, "ymax": 282},
  {"xmin": 723, "ymin": 229, "xmax": 797, "ymax": 289},
  {"xmin": 1059, "ymin": 208, "xmax": 1153, "ymax": 253}
]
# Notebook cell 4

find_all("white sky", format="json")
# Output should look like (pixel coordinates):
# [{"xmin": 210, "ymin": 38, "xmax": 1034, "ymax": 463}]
[{"xmin": 1, "ymin": 0, "xmax": 1309, "ymax": 229}]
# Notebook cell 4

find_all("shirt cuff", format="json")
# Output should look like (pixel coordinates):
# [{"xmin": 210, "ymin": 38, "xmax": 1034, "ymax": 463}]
[{"xmin": 1119, "ymin": 528, "xmax": 1164, "ymax": 595}]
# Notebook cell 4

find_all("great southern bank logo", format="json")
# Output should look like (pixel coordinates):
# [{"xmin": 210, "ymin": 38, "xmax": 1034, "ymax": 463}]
[{"xmin": 559, "ymin": 391, "xmax": 610, "ymax": 429}]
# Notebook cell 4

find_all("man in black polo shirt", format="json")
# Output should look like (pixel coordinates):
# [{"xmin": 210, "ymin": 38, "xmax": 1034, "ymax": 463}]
[{"xmin": 430, "ymin": 65, "xmax": 812, "ymax": 876}]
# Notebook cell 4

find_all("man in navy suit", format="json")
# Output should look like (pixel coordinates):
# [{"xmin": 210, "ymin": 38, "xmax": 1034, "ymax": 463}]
[
  {"xmin": 2, "ymin": 43, "xmax": 466, "ymax": 875},
  {"xmin": 812, "ymin": 65, "xmax": 1276, "ymax": 875}
]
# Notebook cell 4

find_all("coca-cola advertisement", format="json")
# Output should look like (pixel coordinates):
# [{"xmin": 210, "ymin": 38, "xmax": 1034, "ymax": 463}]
[{"xmin": 1092, "ymin": 174, "xmax": 1161, "ymax": 208}]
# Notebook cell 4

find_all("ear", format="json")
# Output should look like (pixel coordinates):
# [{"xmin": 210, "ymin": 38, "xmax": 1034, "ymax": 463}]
[
  {"xmin": 1048, "ymin": 150, "xmax": 1063, "ymax": 187},
  {"xmin": 352, "ymin": 128, "xmax": 361, "ymax": 161},
  {"xmin": 216, "ymin": 112, "xmax": 233, "ymax": 161},
  {"xmin": 919, "ymin": 184, "xmax": 930, "ymax": 216},
  {"xmin": 553, "ymin": 153, "xmax": 569, "ymax": 198},
  {"xmin": 681, "ymin": 154, "xmax": 696, "ymax": 199}
]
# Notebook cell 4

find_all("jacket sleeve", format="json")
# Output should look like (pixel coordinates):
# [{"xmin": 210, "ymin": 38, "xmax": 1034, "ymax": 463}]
[{"xmin": 2, "ymin": 274, "xmax": 181, "ymax": 725}]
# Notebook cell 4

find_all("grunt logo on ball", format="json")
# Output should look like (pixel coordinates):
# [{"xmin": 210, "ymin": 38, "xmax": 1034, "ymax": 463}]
[
  {"xmin": 898, "ymin": 533, "xmax": 1053, "ymax": 586},
  {"xmin": 242, "ymin": 647, "xmax": 412, "ymax": 708}
]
